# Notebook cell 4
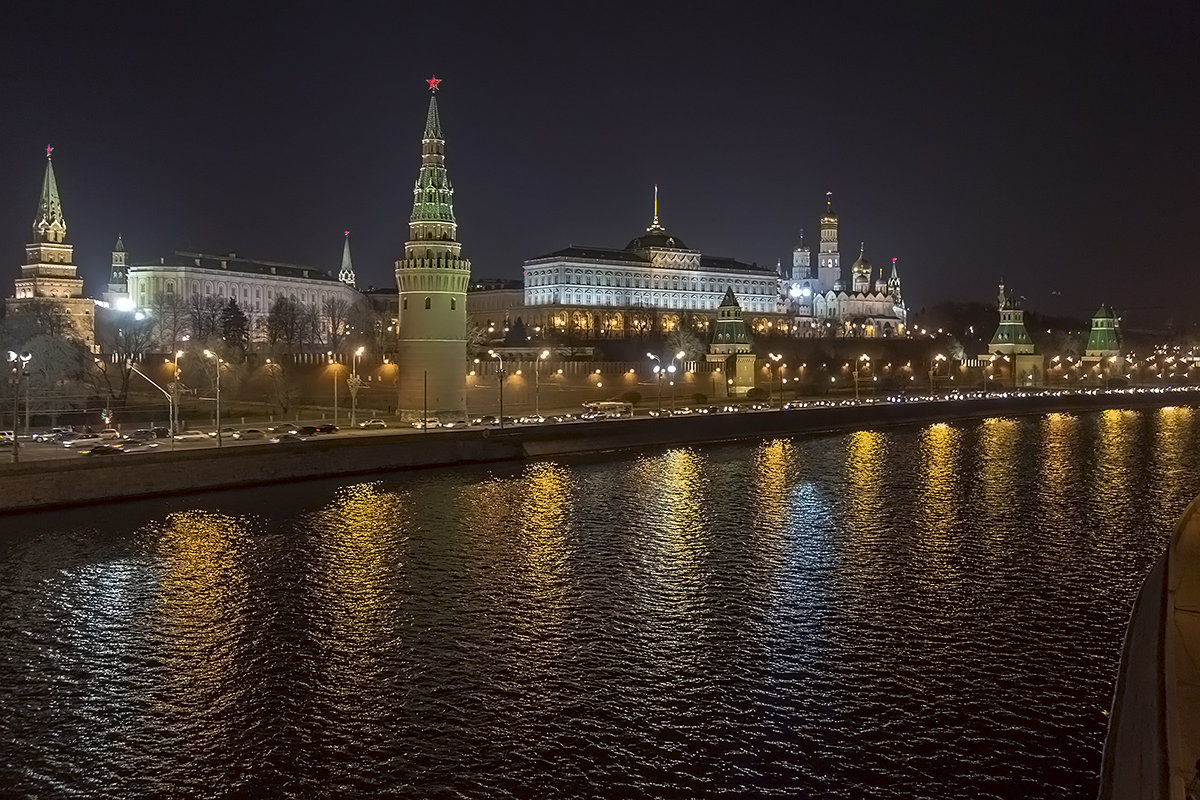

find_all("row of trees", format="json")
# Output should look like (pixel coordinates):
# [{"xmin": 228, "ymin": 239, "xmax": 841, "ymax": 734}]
[{"xmin": 141, "ymin": 291, "xmax": 379, "ymax": 359}]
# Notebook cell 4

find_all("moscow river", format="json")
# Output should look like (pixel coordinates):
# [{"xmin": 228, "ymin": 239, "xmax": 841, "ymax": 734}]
[{"xmin": 2, "ymin": 407, "xmax": 1199, "ymax": 799}]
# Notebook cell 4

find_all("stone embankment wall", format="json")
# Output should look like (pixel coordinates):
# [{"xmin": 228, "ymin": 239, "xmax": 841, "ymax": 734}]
[{"xmin": 1, "ymin": 391, "xmax": 1197, "ymax": 514}]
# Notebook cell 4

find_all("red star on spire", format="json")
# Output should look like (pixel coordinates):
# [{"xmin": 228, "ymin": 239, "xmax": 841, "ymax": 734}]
[
  {"xmin": 426, "ymin": 75, "xmax": 442, "ymax": 92},
  {"xmin": 46, "ymin": 144, "xmax": 54, "ymax": 159}
]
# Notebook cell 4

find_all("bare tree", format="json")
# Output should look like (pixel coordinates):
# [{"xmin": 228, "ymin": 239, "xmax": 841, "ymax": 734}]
[
  {"xmin": 321, "ymin": 296, "xmax": 353, "ymax": 354},
  {"xmin": 188, "ymin": 294, "xmax": 224, "ymax": 342},
  {"xmin": 148, "ymin": 291, "xmax": 190, "ymax": 351}
]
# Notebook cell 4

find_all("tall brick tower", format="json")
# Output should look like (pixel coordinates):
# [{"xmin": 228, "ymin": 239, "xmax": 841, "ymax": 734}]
[{"xmin": 395, "ymin": 76, "xmax": 471, "ymax": 419}]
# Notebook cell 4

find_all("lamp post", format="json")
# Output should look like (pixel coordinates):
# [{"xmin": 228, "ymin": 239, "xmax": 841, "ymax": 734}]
[
  {"xmin": 669, "ymin": 350, "xmax": 685, "ymax": 412},
  {"xmin": 348, "ymin": 345, "xmax": 365, "ymax": 428},
  {"xmin": 853, "ymin": 354, "xmax": 870, "ymax": 402},
  {"xmin": 488, "ymin": 349, "xmax": 505, "ymax": 428},
  {"xmin": 202, "ymin": 350, "xmax": 224, "ymax": 447},
  {"xmin": 929, "ymin": 353, "xmax": 946, "ymax": 394},
  {"xmin": 129, "ymin": 361, "xmax": 175, "ymax": 452},
  {"xmin": 7, "ymin": 351, "xmax": 31, "ymax": 464},
  {"xmin": 647, "ymin": 353, "xmax": 663, "ymax": 412},
  {"xmin": 768, "ymin": 352, "xmax": 783, "ymax": 408},
  {"xmin": 170, "ymin": 349, "xmax": 184, "ymax": 435},
  {"xmin": 535, "ymin": 349, "xmax": 550, "ymax": 416}
]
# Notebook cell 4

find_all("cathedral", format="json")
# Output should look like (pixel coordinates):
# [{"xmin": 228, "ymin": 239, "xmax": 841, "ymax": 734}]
[{"xmin": 780, "ymin": 193, "xmax": 907, "ymax": 337}]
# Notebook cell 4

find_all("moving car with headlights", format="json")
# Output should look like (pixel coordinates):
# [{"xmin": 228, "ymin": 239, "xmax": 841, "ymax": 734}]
[
  {"xmin": 359, "ymin": 419, "xmax": 387, "ymax": 429},
  {"xmin": 412, "ymin": 418, "xmax": 441, "ymax": 429},
  {"xmin": 173, "ymin": 430, "xmax": 208, "ymax": 441}
]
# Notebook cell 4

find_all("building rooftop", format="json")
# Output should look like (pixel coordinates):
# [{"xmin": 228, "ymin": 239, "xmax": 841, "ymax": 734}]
[{"xmin": 129, "ymin": 251, "xmax": 338, "ymax": 282}]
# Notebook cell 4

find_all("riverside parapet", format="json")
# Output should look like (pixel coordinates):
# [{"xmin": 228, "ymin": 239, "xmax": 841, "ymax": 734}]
[{"xmin": 2, "ymin": 390, "xmax": 1198, "ymax": 513}]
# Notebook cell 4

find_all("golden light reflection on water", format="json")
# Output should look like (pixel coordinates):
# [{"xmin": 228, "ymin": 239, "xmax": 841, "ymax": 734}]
[
  {"xmin": 1038, "ymin": 413, "xmax": 1081, "ymax": 529},
  {"xmin": 1092, "ymin": 409, "xmax": 1139, "ymax": 535},
  {"xmin": 918, "ymin": 422, "xmax": 963, "ymax": 575},
  {"xmin": 751, "ymin": 440, "xmax": 793, "ymax": 535},
  {"xmin": 152, "ymin": 510, "xmax": 248, "ymax": 722},
  {"xmin": 515, "ymin": 462, "xmax": 573, "ymax": 644},
  {"xmin": 310, "ymin": 482, "xmax": 407, "ymax": 685},
  {"xmin": 1151, "ymin": 406, "xmax": 1194, "ymax": 509},
  {"xmin": 844, "ymin": 430, "xmax": 887, "ymax": 540},
  {"xmin": 627, "ymin": 448, "xmax": 709, "ymax": 619},
  {"xmin": 978, "ymin": 417, "xmax": 1020, "ymax": 523}
]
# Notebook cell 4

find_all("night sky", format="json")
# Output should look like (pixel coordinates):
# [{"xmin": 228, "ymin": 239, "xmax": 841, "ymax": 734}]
[{"xmin": 3, "ymin": 2, "xmax": 1197, "ymax": 328}]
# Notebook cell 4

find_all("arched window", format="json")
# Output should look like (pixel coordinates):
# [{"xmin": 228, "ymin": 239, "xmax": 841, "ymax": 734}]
[
  {"xmin": 424, "ymin": 296, "xmax": 431, "ymax": 309},
  {"xmin": 403, "ymin": 297, "xmax": 408, "ymax": 310},
  {"xmin": 450, "ymin": 297, "xmax": 457, "ymax": 310}
]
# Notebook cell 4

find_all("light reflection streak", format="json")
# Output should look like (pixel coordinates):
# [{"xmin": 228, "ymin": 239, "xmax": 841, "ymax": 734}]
[
  {"xmin": 844, "ymin": 430, "xmax": 887, "ymax": 544},
  {"xmin": 1150, "ymin": 406, "xmax": 1194, "ymax": 512},
  {"xmin": 917, "ymin": 422, "xmax": 963, "ymax": 581},
  {"xmin": 1038, "ymin": 412, "xmax": 1081, "ymax": 532},
  {"xmin": 978, "ymin": 417, "xmax": 1019, "ymax": 524},
  {"xmin": 151, "ymin": 510, "xmax": 249, "ymax": 742},
  {"xmin": 515, "ymin": 462, "xmax": 573, "ymax": 655},
  {"xmin": 310, "ymin": 482, "xmax": 407, "ymax": 701},
  {"xmin": 1092, "ymin": 409, "xmax": 1139, "ymax": 537}
]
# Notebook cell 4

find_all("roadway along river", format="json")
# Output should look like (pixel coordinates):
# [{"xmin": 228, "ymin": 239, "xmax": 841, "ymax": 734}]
[{"xmin": 2, "ymin": 407, "xmax": 1198, "ymax": 798}]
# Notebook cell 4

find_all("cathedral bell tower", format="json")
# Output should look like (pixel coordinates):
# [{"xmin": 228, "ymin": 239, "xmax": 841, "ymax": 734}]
[
  {"xmin": 395, "ymin": 76, "xmax": 471, "ymax": 419},
  {"xmin": 817, "ymin": 192, "xmax": 841, "ymax": 293}
]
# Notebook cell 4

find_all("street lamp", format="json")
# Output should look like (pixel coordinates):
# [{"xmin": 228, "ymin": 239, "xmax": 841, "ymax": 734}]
[
  {"xmin": 768, "ymin": 352, "xmax": 783, "ymax": 408},
  {"xmin": 535, "ymin": 349, "xmax": 550, "ymax": 416},
  {"xmin": 348, "ymin": 346, "xmax": 365, "ymax": 427},
  {"xmin": 488, "ymin": 350, "xmax": 505, "ymax": 428},
  {"xmin": 853, "ymin": 354, "xmax": 870, "ymax": 402},
  {"xmin": 170, "ymin": 349, "xmax": 184, "ymax": 435},
  {"xmin": 7, "ymin": 351, "xmax": 31, "ymax": 464},
  {"xmin": 129, "ymin": 360, "xmax": 175, "ymax": 451},
  {"xmin": 929, "ymin": 353, "xmax": 946, "ymax": 393},
  {"xmin": 202, "ymin": 349, "xmax": 224, "ymax": 447},
  {"xmin": 647, "ymin": 352, "xmax": 663, "ymax": 412}
]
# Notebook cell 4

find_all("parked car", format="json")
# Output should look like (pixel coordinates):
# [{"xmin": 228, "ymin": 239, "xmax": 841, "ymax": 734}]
[
  {"xmin": 441, "ymin": 419, "xmax": 469, "ymax": 428},
  {"xmin": 517, "ymin": 415, "xmax": 545, "ymax": 425},
  {"xmin": 359, "ymin": 419, "xmax": 387, "ymax": 429},
  {"xmin": 173, "ymin": 430, "xmax": 208, "ymax": 441},
  {"xmin": 297, "ymin": 425, "xmax": 320, "ymax": 436},
  {"xmin": 97, "ymin": 429, "xmax": 122, "ymax": 440},
  {"xmin": 208, "ymin": 427, "xmax": 237, "ymax": 439},
  {"xmin": 472, "ymin": 415, "xmax": 498, "ymax": 426},
  {"xmin": 232, "ymin": 429, "xmax": 266, "ymax": 440},
  {"xmin": 315, "ymin": 424, "xmax": 339, "ymax": 434},
  {"xmin": 412, "ymin": 418, "xmax": 441, "ymax": 429},
  {"xmin": 125, "ymin": 429, "xmax": 157, "ymax": 442},
  {"xmin": 270, "ymin": 432, "xmax": 306, "ymax": 443},
  {"xmin": 65, "ymin": 433, "xmax": 104, "ymax": 448},
  {"xmin": 151, "ymin": 427, "xmax": 171, "ymax": 439}
]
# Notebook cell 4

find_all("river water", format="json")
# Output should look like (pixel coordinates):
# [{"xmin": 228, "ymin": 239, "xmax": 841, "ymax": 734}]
[{"xmin": 2, "ymin": 408, "xmax": 1198, "ymax": 799}]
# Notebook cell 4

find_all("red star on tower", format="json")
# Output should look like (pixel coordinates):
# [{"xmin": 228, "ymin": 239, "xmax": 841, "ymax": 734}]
[{"xmin": 426, "ymin": 75, "xmax": 442, "ymax": 92}]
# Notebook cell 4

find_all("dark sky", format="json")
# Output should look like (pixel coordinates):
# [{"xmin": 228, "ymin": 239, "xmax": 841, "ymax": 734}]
[{"xmin": 3, "ymin": 1, "xmax": 1197, "ymax": 327}]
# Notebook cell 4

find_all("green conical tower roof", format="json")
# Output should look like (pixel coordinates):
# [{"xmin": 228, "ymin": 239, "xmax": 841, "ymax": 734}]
[
  {"xmin": 988, "ymin": 284, "xmax": 1036, "ymax": 354},
  {"xmin": 33, "ymin": 146, "xmax": 66, "ymax": 241},
  {"xmin": 410, "ymin": 87, "xmax": 456, "ymax": 227},
  {"xmin": 1085, "ymin": 304, "xmax": 1121, "ymax": 356},
  {"xmin": 710, "ymin": 286, "xmax": 752, "ymax": 353}
]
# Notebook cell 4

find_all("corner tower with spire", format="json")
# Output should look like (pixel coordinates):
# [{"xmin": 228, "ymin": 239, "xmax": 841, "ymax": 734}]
[
  {"xmin": 7, "ymin": 146, "xmax": 95, "ymax": 348},
  {"xmin": 394, "ymin": 76, "xmax": 471, "ymax": 419},
  {"xmin": 339, "ymin": 231, "xmax": 357, "ymax": 288}
]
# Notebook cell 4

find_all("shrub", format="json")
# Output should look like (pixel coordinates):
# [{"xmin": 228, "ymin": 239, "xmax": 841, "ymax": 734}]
[
  {"xmin": 619, "ymin": 390, "xmax": 642, "ymax": 406},
  {"xmin": 691, "ymin": 393, "xmax": 707, "ymax": 403},
  {"xmin": 745, "ymin": 387, "xmax": 768, "ymax": 401}
]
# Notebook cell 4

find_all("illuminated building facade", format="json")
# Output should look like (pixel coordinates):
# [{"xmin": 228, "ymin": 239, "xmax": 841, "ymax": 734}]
[{"xmin": 520, "ymin": 193, "xmax": 778, "ymax": 337}]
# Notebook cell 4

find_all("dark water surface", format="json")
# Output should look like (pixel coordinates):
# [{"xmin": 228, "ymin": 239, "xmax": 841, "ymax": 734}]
[{"xmin": 3, "ymin": 408, "xmax": 1199, "ymax": 799}]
